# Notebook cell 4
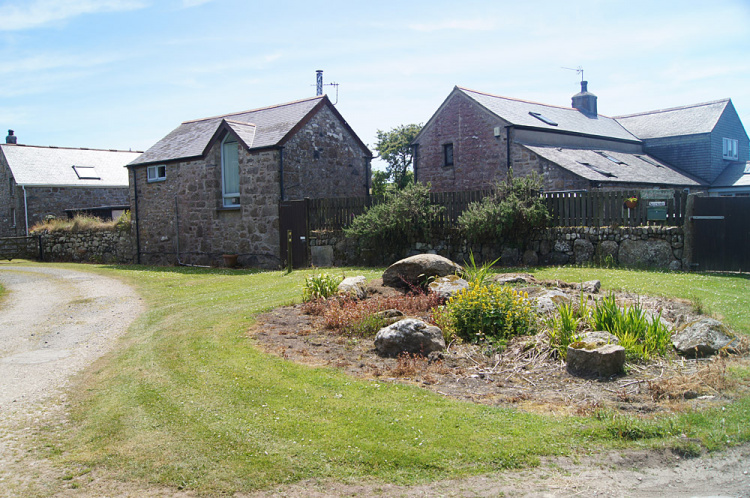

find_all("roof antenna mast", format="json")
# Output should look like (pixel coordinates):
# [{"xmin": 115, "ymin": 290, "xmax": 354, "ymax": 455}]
[
  {"xmin": 314, "ymin": 70, "xmax": 340, "ymax": 105},
  {"xmin": 562, "ymin": 66, "xmax": 584, "ymax": 81}
]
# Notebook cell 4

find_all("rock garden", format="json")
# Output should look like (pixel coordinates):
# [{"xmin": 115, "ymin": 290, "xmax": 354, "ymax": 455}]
[{"xmin": 250, "ymin": 254, "xmax": 749, "ymax": 416}]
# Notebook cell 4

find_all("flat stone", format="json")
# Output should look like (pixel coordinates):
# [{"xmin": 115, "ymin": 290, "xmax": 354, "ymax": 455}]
[
  {"xmin": 428, "ymin": 274, "xmax": 469, "ymax": 299},
  {"xmin": 567, "ymin": 343, "xmax": 625, "ymax": 377},
  {"xmin": 672, "ymin": 318, "xmax": 738, "ymax": 357}
]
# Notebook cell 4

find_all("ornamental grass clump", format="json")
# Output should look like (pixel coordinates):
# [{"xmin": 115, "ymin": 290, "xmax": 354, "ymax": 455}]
[
  {"xmin": 302, "ymin": 273, "xmax": 343, "ymax": 302},
  {"xmin": 440, "ymin": 282, "xmax": 536, "ymax": 345}
]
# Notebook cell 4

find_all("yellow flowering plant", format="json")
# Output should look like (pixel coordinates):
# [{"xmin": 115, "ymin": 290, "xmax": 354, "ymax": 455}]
[{"xmin": 441, "ymin": 282, "xmax": 536, "ymax": 344}]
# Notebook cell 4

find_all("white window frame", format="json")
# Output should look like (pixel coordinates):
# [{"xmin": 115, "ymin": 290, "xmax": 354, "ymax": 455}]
[
  {"xmin": 147, "ymin": 164, "xmax": 167, "ymax": 182},
  {"xmin": 723, "ymin": 138, "xmax": 739, "ymax": 160},
  {"xmin": 221, "ymin": 135, "xmax": 240, "ymax": 207}
]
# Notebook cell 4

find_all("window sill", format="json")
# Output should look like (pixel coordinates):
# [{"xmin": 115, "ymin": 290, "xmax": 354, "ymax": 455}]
[{"xmin": 217, "ymin": 206, "xmax": 241, "ymax": 212}]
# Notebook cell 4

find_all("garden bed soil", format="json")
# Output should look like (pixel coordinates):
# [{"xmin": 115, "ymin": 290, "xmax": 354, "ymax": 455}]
[{"xmin": 249, "ymin": 276, "xmax": 749, "ymax": 416}]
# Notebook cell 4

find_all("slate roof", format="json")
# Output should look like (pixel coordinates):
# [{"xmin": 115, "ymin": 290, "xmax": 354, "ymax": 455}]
[
  {"xmin": 711, "ymin": 161, "xmax": 750, "ymax": 188},
  {"xmin": 1, "ymin": 144, "xmax": 139, "ymax": 187},
  {"xmin": 614, "ymin": 99, "xmax": 730, "ymax": 139},
  {"xmin": 130, "ymin": 95, "xmax": 340, "ymax": 166},
  {"xmin": 456, "ymin": 87, "xmax": 640, "ymax": 143},
  {"xmin": 524, "ymin": 145, "xmax": 704, "ymax": 186}
]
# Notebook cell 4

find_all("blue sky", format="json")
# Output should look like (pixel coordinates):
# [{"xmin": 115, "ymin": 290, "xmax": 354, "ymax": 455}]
[{"xmin": 1, "ymin": 0, "xmax": 749, "ymax": 170}]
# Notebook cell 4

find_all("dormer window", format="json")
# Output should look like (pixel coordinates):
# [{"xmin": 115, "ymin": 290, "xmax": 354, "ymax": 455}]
[
  {"xmin": 529, "ymin": 112, "xmax": 558, "ymax": 126},
  {"xmin": 723, "ymin": 138, "xmax": 738, "ymax": 160}
]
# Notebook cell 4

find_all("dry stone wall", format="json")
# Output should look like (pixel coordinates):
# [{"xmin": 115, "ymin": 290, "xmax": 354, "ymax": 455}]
[
  {"xmin": 38, "ymin": 229, "xmax": 134, "ymax": 264},
  {"xmin": 310, "ymin": 225, "xmax": 686, "ymax": 271}
]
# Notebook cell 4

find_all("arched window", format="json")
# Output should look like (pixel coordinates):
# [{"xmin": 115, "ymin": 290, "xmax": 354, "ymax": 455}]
[{"xmin": 222, "ymin": 135, "xmax": 240, "ymax": 207}]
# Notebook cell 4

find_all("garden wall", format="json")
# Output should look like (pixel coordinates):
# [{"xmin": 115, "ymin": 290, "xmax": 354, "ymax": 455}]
[
  {"xmin": 310, "ymin": 225, "xmax": 685, "ymax": 271},
  {"xmin": 38, "ymin": 229, "xmax": 135, "ymax": 264}
]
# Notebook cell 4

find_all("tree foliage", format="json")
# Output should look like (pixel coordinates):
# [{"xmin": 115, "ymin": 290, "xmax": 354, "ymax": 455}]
[
  {"xmin": 374, "ymin": 123, "xmax": 422, "ymax": 190},
  {"xmin": 458, "ymin": 171, "xmax": 550, "ymax": 244}
]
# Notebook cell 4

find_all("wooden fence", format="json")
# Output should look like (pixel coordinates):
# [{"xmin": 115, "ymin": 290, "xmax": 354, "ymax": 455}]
[{"xmin": 307, "ymin": 189, "xmax": 688, "ymax": 231}]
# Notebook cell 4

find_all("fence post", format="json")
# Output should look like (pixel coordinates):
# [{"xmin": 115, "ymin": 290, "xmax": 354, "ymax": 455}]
[{"xmin": 287, "ymin": 229, "xmax": 293, "ymax": 274}]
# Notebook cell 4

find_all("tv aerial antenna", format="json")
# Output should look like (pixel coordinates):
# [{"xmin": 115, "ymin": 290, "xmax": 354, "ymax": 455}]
[
  {"xmin": 562, "ymin": 66, "xmax": 584, "ymax": 81},
  {"xmin": 314, "ymin": 70, "xmax": 340, "ymax": 105}
]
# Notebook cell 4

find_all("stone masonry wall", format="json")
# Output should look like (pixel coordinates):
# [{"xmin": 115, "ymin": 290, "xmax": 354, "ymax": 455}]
[
  {"xmin": 38, "ymin": 228, "xmax": 134, "ymax": 264},
  {"xmin": 0, "ymin": 152, "xmax": 23, "ymax": 237},
  {"xmin": 310, "ymin": 225, "xmax": 686, "ymax": 271}
]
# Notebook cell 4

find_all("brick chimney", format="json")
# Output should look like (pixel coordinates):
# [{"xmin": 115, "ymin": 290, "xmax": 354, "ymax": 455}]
[
  {"xmin": 6, "ymin": 130, "xmax": 17, "ymax": 144},
  {"xmin": 572, "ymin": 81, "xmax": 597, "ymax": 117}
]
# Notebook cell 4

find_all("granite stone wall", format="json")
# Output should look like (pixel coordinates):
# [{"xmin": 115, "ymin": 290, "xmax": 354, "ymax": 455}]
[
  {"xmin": 310, "ymin": 225, "xmax": 686, "ymax": 271},
  {"xmin": 37, "ymin": 229, "xmax": 135, "ymax": 264}
]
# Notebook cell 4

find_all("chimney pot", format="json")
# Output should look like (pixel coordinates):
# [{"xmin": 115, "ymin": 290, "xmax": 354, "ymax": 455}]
[{"xmin": 6, "ymin": 130, "xmax": 17, "ymax": 144}]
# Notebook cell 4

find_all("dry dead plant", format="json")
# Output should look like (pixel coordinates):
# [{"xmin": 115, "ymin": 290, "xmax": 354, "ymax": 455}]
[{"xmin": 648, "ymin": 357, "xmax": 738, "ymax": 401}]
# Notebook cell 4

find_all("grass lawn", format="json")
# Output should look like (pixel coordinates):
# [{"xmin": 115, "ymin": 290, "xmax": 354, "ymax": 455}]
[{"xmin": 36, "ymin": 263, "xmax": 750, "ymax": 494}]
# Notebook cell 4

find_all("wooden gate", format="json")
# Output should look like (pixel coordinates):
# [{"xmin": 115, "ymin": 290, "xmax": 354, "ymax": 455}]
[
  {"xmin": 279, "ymin": 199, "xmax": 309, "ymax": 269},
  {"xmin": 691, "ymin": 196, "xmax": 750, "ymax": 272}
]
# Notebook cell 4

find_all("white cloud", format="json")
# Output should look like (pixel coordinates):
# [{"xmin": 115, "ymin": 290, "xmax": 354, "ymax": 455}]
[
  {"xmin": 0, "ymin": 0, "xmax": 147, "ymax": 31},
  {"xmin": 408, "ymin": 19, "xmax": 495, "ymax": 32}
]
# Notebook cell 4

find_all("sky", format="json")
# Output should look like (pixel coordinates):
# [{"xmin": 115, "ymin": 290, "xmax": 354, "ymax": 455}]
[{"xmin": 1, "ymin": 0, "xmax": 749, "ymax": 171}]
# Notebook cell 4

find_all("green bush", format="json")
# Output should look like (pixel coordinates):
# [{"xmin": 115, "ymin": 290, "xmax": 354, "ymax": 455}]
[
  {"xmin": 439, "ymin": 282, "xmax": 536, "ymax": 345},
  {"xmin": 344, "ymin": 182, "xmax": 444, "ymax": 248},
  {"xmin": 302, "ymin": 273, "xmax": 343, "ymax": 302},
  {"xmin": 458, "ymin": 171, "xmax": 549, "ymax": 244}
]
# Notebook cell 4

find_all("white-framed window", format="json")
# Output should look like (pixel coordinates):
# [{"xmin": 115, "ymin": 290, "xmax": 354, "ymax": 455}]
[
  {"xmin": 221, "ymin": 135, "xmax": 240, "ymax": 207},
  {"xmin": 723, "ymin": 138, "xmax": 739, "ymax": 160},
  {"xmin": 147, "ymin": 164, "xmax": 167, "ymax": 182}
]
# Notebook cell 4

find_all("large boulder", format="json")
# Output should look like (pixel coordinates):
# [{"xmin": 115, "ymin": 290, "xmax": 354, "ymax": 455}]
[
  {"xmin": 374, "ymin": 318, "xmax": 446, "ymax": 357},
  {"xmin": 618, "ymin": 239, "xmax": 674, "ymax": 268},
  {"xmin": 428, "ymin": 274, "xmax": 469, "ymax": 300},
  {"xmin": 573, "ymin": 238, "xmax": 595, "ymax": 264},
  {"xmin": 567, "ymin": 343, "xmax": 626, "ymax": 377},
  {"xmin": 337, "ymin": 276, "xmax": 367, "ymax": 299},
  {"xmin": 672, "ymin": 318, "xmax": 738, "ymax": 357},
  {"xmin": 382, "ymin": 254, "xmax": 463, "ymax": 289}
]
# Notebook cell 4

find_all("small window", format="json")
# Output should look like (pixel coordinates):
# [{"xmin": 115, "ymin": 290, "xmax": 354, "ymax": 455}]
[
  {"xmin": 72, "ymin": 165, "xmax": 101, "ymax": 180},
  {"xmin": 443, "ymin": 143, "xmax": 454, "ymax": 167},
  {"xmin": 723, "ymin": 138, "xmax": 739, "ymax": 160},
  {"xmin": 9, "ymin": 178, "xmax": 14, "ymax": 196},
  {"xmin": 596, "ymin": 151, "xmax": 626, "ymax": 165},
  {"xmin": 10, "ymin": 208, "xmax": 15, "ymax": 227},
  {"xmin": 147, "ymin": 165, "xmax": 167, "ymax": 182},
  {"xmin": 529, "ymin": 111, "xmax": 558, "ymax": 126},
  {"xmin": 222, "ymin": 135, "xmax": 240, "ymax": 207},
  {"xmin": 744, "ymin": 163, "xmax": 750, "ymax": 174},
  {"xmin": 636, "ymin": 155, "xmax": 662, "ymax": 167},
  {"xmin": 578, "ymin": 161, "xmax": 616, "ymax": 178}
]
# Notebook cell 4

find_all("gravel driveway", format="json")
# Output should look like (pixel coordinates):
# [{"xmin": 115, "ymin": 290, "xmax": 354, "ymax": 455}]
[{"xmin": 0, "ymin": 265, "xmax": 143, "ymax": 496}]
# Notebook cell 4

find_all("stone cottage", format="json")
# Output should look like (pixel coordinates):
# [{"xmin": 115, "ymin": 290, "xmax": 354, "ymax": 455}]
[
  {"xmin": 411, "ymin": 83, "xmax": 747, "ymax": 193},
  {"xmin": 0, "ymin": 130, "xmax": 139, "ymax": 237},
  {"xmin": 127, "ymin": 95, "xmax": 372, "ymax": 267}
]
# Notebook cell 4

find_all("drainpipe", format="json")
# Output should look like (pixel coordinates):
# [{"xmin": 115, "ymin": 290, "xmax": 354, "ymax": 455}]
[
  {"xmin": 364, "ymin": 156, "xmax": 371, "ymax": 197},
  {"xmin": 278, "ymin": 146, "xmax": 285, "ymax": 201},
  {"xmin": 505, "ymin": 126, "xmax": 513, "ymax": 170},
  {"xmin": 412, "ymin": 144, "xmax": 419, "ymax": 183},
  {"xmin": 22, "ymin": 185, "xmax": 29, "ymax": 236},
  {"xmin": 131, "ymin": 167, "xmax": 141, "ymax": 264}
]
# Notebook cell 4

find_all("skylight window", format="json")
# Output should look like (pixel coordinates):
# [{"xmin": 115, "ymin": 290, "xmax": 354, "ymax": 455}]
[
  {"xmin": 528, "ymin": 111, "xmax": 558, "ymax": 126},
  {"xmin": 72, "ymin": 165, "xmax": 101, "ymax": 180},
  {"xmin": 578, "ymin": 162, "xmax": 616, "ymax": 178},
  {"xmin": 596, "ymin": 151, "xmax": 626, "ymax": 165},
  {"xmin": 744, "ymin": 163, "xmax": 750, "ymax": 174},
  {"xmin": 636, "ymin": 155, "xmax": 662, "ymax": 167}
]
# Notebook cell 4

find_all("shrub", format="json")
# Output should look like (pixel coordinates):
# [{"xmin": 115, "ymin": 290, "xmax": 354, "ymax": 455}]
[
  {"xmin": 458, "ymin": 171, "xmax": 549, "ymax": 244},
  {"xmin": 302, "ymin": 273, "xmax": 343, "ymax": 302},
  {"xmin": 344, "ymin": 183, "xmax": 444, "ymax": 249},
  {"xmin": 31, "ymin": 213, "xmax": 119, "ymax": 233},
  {"xmin": 545, "ymin": 296, "xmax": 587, "ymax": 359},
  {"xmin": 440, "ymin": 282, "xmax": 536, "ymax": 345}
]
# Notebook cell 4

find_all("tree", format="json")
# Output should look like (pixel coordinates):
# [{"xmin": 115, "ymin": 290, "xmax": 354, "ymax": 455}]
[{"xmin": 374, "ymin": 123, "xmax": 422, "ymax": 190}]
